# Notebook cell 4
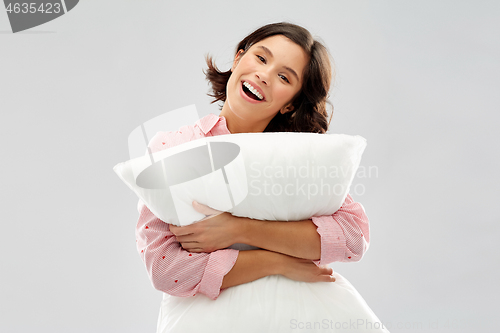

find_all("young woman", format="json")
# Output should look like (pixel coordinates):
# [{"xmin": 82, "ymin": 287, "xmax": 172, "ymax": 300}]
[{"xmin": 136, "ymin": 22, "xmax": 389, "ymax": 333}]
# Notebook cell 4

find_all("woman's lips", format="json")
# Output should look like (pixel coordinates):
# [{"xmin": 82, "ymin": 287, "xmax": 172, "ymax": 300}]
[
  {"xmin": 243, "ymin": 80, "xmax": 266, "ymax": 100},
  {"xmin": 243, "ymin": 80, "xmax": 265, "ymax": 100},
  {"xmin": 240, "ymin": 81, "xmax": 265, "ymax": 104}
]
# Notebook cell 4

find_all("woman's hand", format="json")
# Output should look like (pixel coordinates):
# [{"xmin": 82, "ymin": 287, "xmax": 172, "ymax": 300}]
[
  {"xmin": 169, "ymin": 201, "xmax": 241, "ymax": 253},
  {"xmin": 278, "ymin": 255, "xmax": 336, "ymax": 283}
]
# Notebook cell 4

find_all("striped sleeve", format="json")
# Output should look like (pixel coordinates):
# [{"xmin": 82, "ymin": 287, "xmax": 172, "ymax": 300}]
[
  {"xmin": 311, "ymin": 194, "xmax": 370, "ymax": 265},
  {"xmin": 136, "ymin": 202, "xmax": 238, "ymax": 300}
]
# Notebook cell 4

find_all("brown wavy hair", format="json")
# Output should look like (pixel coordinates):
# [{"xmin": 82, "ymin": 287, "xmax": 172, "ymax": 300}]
[{"xmin": 204, "ymin": 22, "xmax": 334, "ymax": 133}]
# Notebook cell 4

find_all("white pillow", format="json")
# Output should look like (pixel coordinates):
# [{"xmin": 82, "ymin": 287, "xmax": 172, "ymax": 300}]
[{"xmin": 113, "ymin": 132, "xmax": 366, "ymax": 226}]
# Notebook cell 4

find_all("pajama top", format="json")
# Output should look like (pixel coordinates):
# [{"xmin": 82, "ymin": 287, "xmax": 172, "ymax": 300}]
[{"xmin": 136, "ymin": 113, "xmax": 370, "ymax": 300}]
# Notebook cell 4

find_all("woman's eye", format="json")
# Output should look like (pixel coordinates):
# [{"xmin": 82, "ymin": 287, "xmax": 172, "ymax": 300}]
[
  {"xmin": 257, "ymin": 55, "xmax": 266, "ymax": 63},
  {"xmin": 279, "ymin": 74, "xmax": 290, "ymax": 83}
]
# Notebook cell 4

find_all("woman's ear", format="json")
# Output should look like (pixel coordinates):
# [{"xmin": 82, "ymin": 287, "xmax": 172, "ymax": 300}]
[
  {"xmin": 280, "ymin": 104, "xmax": 295, "ymax": 114},
  {"xmin": 231, "ymin": 49, "xmax": 245, "ymax": 72}
]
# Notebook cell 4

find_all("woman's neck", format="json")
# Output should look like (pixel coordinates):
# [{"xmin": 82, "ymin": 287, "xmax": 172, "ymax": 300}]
[{"xmin": 219, "ymin": 103, "xmax": 272, "ymax": 134}]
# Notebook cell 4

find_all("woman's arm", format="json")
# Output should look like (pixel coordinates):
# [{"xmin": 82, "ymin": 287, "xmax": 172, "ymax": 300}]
[
  {"xmin": 170, "ymin": 208, "xmax": 320, "ymax": 260},
  {"xmin": 220, "ymin": 249, "xmax": 335, "ymax": 289},
  {"xmin": 173, "ymin": 194, "xmax": 370, "ymax": 265},
  {"xmin": 238, "ymin": 219, "xmax": 321, "ymax": 260},
  {"xmin": 240, "ymin": 194, "xmax": 370, "ymax": 264}
]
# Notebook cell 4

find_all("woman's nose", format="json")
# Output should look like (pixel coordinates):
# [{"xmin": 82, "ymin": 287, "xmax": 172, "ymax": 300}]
[{"xmin": 256, "ymin": 72, "xmax": 268, "ymax": 85}]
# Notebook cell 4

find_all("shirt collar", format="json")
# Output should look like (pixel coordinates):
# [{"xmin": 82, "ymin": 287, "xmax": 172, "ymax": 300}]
[{"xmin": 196, "ymin": 113, "xmax": 229, "ymax": 135}]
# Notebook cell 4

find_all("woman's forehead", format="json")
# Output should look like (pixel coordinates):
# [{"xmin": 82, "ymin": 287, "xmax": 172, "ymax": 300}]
[{"xmin": 251, "ymin": 35, "xmax": 299, "ymax": 50}]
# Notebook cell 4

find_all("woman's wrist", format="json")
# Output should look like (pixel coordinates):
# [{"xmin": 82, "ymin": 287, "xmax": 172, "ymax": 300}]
[
  {"xmin": 230, "ymin": 215, "xmax": 251, "ymax": 245},
  {"xmin": 235, "ymin": 216, "xmax": 257, "ymax": 245}
]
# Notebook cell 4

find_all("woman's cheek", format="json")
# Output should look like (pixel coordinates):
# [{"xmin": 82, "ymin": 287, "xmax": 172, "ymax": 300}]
[{"xmin": 275, "ymin": 87, "xmax": 294, "ymax": 104}]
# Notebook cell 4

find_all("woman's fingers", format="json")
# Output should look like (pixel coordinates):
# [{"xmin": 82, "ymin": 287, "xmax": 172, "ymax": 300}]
[
  {"xmin": 168, "ymin": 224, "xmax": 179, "ymax": 233},
  {"xmin": 168, "ymin": 224, "xmax": 193, "ymax": 237},
  {"xmin": 317, "ymin": 266, "xmax": 336, "ymax": 282},
  {"xmin": 281, "ymin": 257, "xmax": 336, "ymax": 283},
  {"xmin": 192, "ymin": 201, "xmax": 222, "ymax": 217},
  {"xmin": 315, "ymin": 265, "xmax": 335, "ymax": 282},
  {"xmin": 317, "ymin": 274, "xmax": 336, "ymax": 282},
  {"xmin": 318, "ymin": 265, "xmax": 334, "ymax": 276}
]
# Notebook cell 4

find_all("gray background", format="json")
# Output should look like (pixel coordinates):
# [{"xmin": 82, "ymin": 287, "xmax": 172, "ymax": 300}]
[{"xmin": 1, "ymin": 1, "xmax": 498, "ymax": 332}]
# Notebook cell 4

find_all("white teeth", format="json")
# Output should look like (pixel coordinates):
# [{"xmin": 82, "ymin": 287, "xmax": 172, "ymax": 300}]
[{"xmin": 243, "ymin": 81, "xmax": 263, "ymax": 100}]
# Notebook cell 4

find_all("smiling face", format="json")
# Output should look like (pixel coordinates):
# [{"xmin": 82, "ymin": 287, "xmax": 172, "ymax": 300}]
[{"xmin": 219, "ymin": 35, "xmax": 309, "ymax": 133}]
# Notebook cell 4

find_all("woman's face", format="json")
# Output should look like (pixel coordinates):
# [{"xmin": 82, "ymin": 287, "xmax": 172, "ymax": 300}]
[{"xmin": 221, "ymin": 35, "xmax": 309, "ymax": 133}]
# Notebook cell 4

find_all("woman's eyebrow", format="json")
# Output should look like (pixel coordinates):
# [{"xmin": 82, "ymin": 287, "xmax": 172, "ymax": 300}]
[{"xmin": 257, "ymin": 45, "xmax": 300, "ymax": 82}]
